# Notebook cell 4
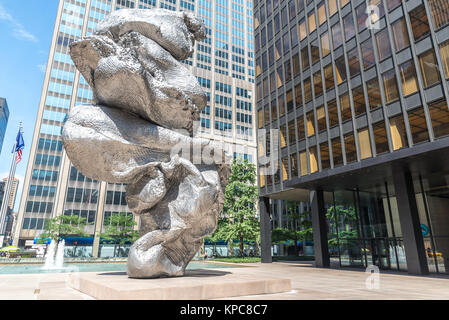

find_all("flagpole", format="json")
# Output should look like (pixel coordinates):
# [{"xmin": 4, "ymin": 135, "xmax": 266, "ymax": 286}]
[{"xmin": 0, "ymin": 125, "xmax": 21, "ymax": 246}]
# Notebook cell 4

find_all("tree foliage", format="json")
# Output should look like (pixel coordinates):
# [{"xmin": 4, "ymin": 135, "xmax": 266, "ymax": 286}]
[
  {"xmin": 209, "ymin": 158, "xmax": 259, "ymax": 256},
  {"xmin": 38, "ymin": 215, "xmax": 90, "ymax": 243},
  {"xmin": 270, "ymin": 201, "xmax": 313, "ymax": 254},
  {"xmin": 100, "ymin": 212, "xmax": 139, "ymax": 257},
  {"xmin": 326, "ymin": 205, "xmax": 358, "ymax": 247}
]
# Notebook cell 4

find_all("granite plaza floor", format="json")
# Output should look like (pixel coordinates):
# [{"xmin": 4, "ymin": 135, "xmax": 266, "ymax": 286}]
[{"xmin": 1, "ymin": 261, "xmax": 449, "ymax": 300}]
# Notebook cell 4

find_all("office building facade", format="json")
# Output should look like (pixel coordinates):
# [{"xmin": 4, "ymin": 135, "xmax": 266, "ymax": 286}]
[
  {"xmin": 0, "ymin": 179, "xmax": 16, "ymax": 245},
  {"xmin": 2, "ymin": 178, "xmax": 19, "ymax": 212},
  {"xmin": 14, "ymin": 0, "xmax": 257, "ymax": 256},
  {"xmin": 0, "ymin": 98, "xmax": 9, "ymax": 156},
  {"xmin": 255, "ymin": 0, "xmax": 449, "ymax": 274}
]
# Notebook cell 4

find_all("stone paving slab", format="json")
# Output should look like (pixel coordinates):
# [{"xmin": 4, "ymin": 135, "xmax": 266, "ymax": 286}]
[
  {"xmin": 2, "ymin": 262, "xmax": 449, "ymax": 300},
  {"xmin": 68, "ymin": 268, "xmax": 292, "ymax": 300}
]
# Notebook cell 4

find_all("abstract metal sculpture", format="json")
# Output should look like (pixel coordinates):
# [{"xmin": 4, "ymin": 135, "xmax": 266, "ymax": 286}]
[{"xmin": 62, "ymin": 9, "xmax": 230, "ymax": 278}]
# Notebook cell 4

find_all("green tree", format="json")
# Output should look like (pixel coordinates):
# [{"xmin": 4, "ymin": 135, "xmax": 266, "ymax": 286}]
[
  {"xmin": 210, "ymin": 158, "xmax": 259, "ymax": 257},
  {"xmin": 326, "ymin": 205, "xmax": 358, "ymax": 247},
  {"xmin": 271, "ymin": 227, "xmax": 292, "ymax": 244},
  {"xmin": 38, "ymin": 215, "xmax": 90, "ymax": 256},
  {"xmin": 271, "ymin": 201, "xmax": 313, "ymax": 255},
  {"xmin": 100, "ymin": 212, "xmax": 139, "ymax": 257}
]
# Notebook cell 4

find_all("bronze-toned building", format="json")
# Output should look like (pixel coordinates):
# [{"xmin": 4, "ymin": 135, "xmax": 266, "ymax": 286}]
[{"xmin": 255, "ymin": 0, "xmax": 449, "ymax": 275}]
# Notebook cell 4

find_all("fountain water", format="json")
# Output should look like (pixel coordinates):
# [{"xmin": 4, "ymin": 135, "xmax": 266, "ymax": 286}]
[
  {"xmin": 43, "ymin": 239, "xmax": 65, "ymax": 270},
  {"xmin": 44, "ymin": 240, "xmax": 56, "ymax": 269},
  {"xmin": 55, "ymin": 240, "xmax": 65, "ymax": 269}
]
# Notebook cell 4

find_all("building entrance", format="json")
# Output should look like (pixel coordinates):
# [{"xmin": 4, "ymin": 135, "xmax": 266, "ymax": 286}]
[{"xmin": 327, "ymin": 183, "xmax": 407, "ymax": 272}]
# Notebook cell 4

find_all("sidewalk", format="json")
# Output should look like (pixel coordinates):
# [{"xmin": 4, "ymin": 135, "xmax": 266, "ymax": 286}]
[{"xmin": 1, "ymin": 261, "xmax": 449, "ymax": 300}]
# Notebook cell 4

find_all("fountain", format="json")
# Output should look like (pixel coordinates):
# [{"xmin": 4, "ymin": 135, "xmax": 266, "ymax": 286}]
[
  {"xmin": 43, "ymin": 240, "xmax": 65, "ymax": 270},
  {"xmin": 43, "ymin": 240, "xmax": 56, "ymax": 269},
  {"xmin": 55, "ymin": 240, "xmax": 65, "ymax": 269}
]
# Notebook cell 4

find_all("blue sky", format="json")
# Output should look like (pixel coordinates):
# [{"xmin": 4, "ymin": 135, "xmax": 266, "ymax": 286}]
[{"xmin": 0, "ymin": 0, "xmax": 59, "ymax": 211}]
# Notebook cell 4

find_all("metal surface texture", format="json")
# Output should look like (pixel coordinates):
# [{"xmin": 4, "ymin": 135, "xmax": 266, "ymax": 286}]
[{"xmin": 62, "ymin": 9, "xmax": 230, "ymax": 278}]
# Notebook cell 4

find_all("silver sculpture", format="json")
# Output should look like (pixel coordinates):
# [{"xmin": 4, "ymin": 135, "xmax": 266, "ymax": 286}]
[{"xmin": 62, "ymin": 9, "xmax": 231, "ymax": 278}]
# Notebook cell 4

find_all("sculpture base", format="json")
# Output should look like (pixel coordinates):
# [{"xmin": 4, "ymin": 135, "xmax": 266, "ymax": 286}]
[{"xmin": 68, "ymin": 267, "xmax": 291, "ymax": 300}]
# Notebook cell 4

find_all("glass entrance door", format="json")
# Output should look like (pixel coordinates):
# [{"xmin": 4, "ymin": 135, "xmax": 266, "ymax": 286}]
[{"xmin": 328, "ymin": 183, "xmax": 406, "ymax": 271}]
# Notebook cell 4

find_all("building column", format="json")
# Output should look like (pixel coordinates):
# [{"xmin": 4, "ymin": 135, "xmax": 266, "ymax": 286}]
[
  {"xmin": 92, "ymin": 182, "xmax": 107, "ymax": 258},
  {"xmin": 259, "ymin": 197, "xmax": 272, "ymax": 263},
  {"xmin": 393, "ymin": 169, "xmax": 429, "ymax": 275},
  {"xmin": 310, "ymin": 189, "xmax": 330, "ymax": 268}
]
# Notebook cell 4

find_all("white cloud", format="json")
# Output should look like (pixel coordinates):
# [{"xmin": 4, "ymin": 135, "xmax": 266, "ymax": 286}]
[
  {"xmin": 0, "ymin": 3, "xmax": 38, "ymax": 43},
  {"xmin": 0, "ymin": 4, "xmax": 13, "ymax": 22},
  {"xmin": 13, "ymin": 26, "xmax": 38, "ymax": 42}
]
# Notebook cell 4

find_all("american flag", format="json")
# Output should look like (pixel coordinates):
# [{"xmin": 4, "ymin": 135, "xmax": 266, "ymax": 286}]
[
  {"xmin": 13, "ymin": 130, "xmax": 25, "ymax": 164},
  {"xmin": 16, "ymin": 149, "xmax": 23, "ymax": 164}
]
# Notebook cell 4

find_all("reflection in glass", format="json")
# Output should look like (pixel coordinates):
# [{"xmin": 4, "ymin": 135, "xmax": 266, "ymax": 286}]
[
  {"xmin": 440, "ymin": 41, "xmax": 449, "ymax": 78},
  {"xmin": 419, "ymin": 50, "xmax": 441, "ymax": 88},
  {"xmin": 288, "ymin": 120, "xmax": 296, "ymax": 144},
  {"xmin": 335, "ymin": 56, "xmax": 347, "ymax": 84},
  {"xmin": 328, "ymin": 99, "xmax": 339, "ymax": 127},
  {"xmin": 407, "ymin": 107, "xmax": 429, "ymax": 144},
  {"xmin": 392, "ymin": 18, "xmax": 410, "ymax": 52},
  {"xmin": 297, "ymin": 115, "xmax": 305, "ymax": 140},
  {"xmin": 308, "ymin": 11, "xmax": 317, "ymax": 33},
  {"xmin": 428, "ymin": 99, "xmax": 449, "ymax": 138},
  {"xmin": 328, "ymin": 0, "xmax": 338, "ymax": 17},
  {"xmin": 318, "ymin": 3, "xmax": 326, "ymax": 25},
  {"xmin": 300, "ymin": 151, "xmax": 308, "ymax": 176},
  {"xmin": 339, "ymin": 93, "xmax": 352, "ymax": 122},
  {"xmin": 356, "ymin": 2, "xmax": 368, "ymax": 32},
  {"xmin": 361, "ymin": 39, "xmax": 375, "ymax": 70},
  {"xmin": 290, "ymin": 152, "xmax": 298, "ymax": 177},
  {"xmin": 332, "ymin": 23, "xmax": 343, "ymax": 48},
  {"xmin": 352, "ymin": 86, "xmax": 366, "ymax": 115},
  {"xmin": 299, "ymin": 18, "xmax": 307, "ymax": 41},
  {"xmin": 320, "ymin": 142, "xmax": 331, "ymax": 169},
  {"xmin": 301, "ymin": 46, "xmax": 309, "ymax": 70},
  {"xmin": 382, "ymin": 69, "xmax": 399, "ymax": 103},
  {"xmin": 331, "ymin": 137, "xmax": 343, "ymax": 166},
  {"xmin": 295, "ymin": 83, "xmax": 302, "ymax": 107},
  {"xmin": 428, "ymin": 0, "xmax": 449, "ymax": 29},
  {"xmin": 389, "ymin": 114, "xmax": 409, "ymax": 150},
  {"xmin": 304, "ymin": 77, "xmax": 313, "ymax": 102},
  {"xmin": 372, "ymin": 121, "xmax": 389, "ymax": 154},
  {"xmin": 307, "ymin": 111, "xmax": 316, "ymax": 137},
  {"xmin": 324, "ymin": 64, "xmax": 335, "ymax": 90},
  {"xmin": 399, "ymin": 61, "xmax": 419, "ymax": 96},
  {"xmin": 344, "ymin": 132, "xmax": 357, "ymax": 163},
  {"xmin": 347, "ymin": 48, "xmax": 360, "ymax": 77},
  {"xmin": 321, "ymin": 31, "xmax": 331, "ymax": 57},
  {"xmin": 376, "ymin": 28, "xmax": 392, "ymax": 60},
  {"xmin": 317, "ymin": 105, "xmax": 326, "ymax": 132},
  {"xmin": 410, "ymin": 5, "xmax": 430, "ymax": 41},
  {"xmin": 309, "ymin": 147, "xmax": 318, "ymax": 173},
  {"xmin": 292, "ymin": 53, "xmax": 300, "ymax": 77},
  {"xmin": 343, "ymin": 13, "xmax": 356, "ymax": 41},
  {"xmin": 367, "ymin": 77, "xmax": 382, "ymax": 110},
  {"xmin": 314, "ymin": 71, "xmax": 323, "ymax": 97},
  {"xmin": 358, "ymin": 128, "xmax": 373, "ymax": 159},
  {"xmin": 311, "ymin": 39, "xmax": 320, "ymax": 65}
]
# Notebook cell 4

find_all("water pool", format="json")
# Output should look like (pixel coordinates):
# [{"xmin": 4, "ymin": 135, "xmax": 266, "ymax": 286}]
[{"xmin": 0, "ymin": 261, "xmax": 236, "ymax": 275}]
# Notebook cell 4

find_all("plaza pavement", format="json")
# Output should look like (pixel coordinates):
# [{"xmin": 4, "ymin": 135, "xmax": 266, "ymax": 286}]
[{"xmin": 1, "ymin": 261, "xmax": 449, "ymax": 300}]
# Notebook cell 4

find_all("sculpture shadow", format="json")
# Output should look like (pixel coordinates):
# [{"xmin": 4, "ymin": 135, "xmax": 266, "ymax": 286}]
[{"xmin": 97, "ymin": 269, "xmax": 231, "ymax": 278}]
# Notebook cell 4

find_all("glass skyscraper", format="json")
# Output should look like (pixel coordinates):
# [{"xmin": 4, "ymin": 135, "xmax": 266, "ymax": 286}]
[
  {"xmin": 255, "ymin": 0, "xmax": 449, "ymax": 275},
  {"xmin": 0, "ymin": 98, "xmax": 9, "ymax": 156},
  {"xmin": 13, "ymin": 0, "xmax": 257, "ymax": 257}
]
